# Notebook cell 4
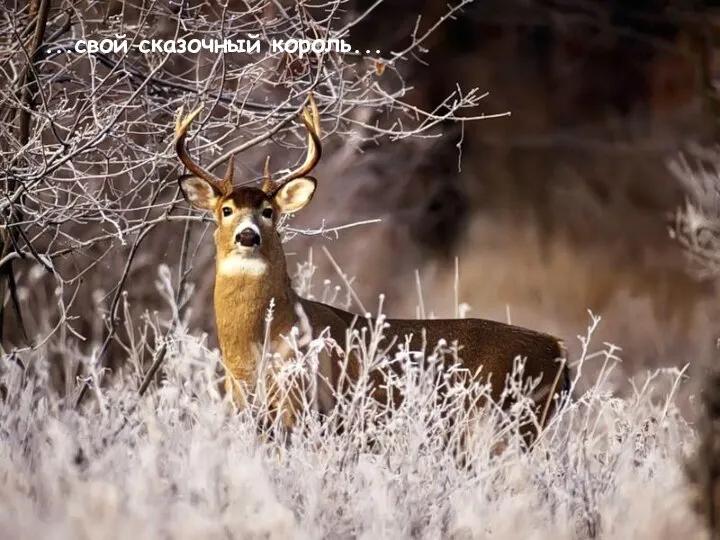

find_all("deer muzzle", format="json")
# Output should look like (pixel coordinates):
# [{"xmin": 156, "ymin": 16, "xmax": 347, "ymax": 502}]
[{"xmin": 233, "ymin": 221, "xmax": 262, "ymax": 249}]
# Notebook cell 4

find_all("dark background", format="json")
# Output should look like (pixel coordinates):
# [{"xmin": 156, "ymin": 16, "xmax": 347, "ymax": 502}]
[{"xmin": 3, "ymin": 0, "xmax": 719, "ymax": 407}]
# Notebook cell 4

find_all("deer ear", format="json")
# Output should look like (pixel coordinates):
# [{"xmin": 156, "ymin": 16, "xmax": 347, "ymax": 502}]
[
  {"xmin": 178, "ymin": 174, "xmax": 222, "ymax": 211},
  {"xmin": 272, "ymin": 177, "xmax": 316, "ymax": 213}
]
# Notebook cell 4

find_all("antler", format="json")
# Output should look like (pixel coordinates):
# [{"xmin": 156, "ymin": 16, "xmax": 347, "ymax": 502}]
[
  {"xmin": 174, "ymin": 105, "xmax": 234, "ymax": 195},
  {"xmin": 263, "ymin": 93, "xmax": 322, "ymax": 193}
]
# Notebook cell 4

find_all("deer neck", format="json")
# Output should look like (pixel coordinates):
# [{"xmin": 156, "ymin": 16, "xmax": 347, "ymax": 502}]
[{"xmin": 213, "ymin": 259, "xmax": 298, "ymax": 383}]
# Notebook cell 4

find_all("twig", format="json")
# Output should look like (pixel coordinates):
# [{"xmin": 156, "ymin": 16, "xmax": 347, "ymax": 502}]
[{"xmin": 321, "ymin": 245, "xmax": 366, "ymax": 314}]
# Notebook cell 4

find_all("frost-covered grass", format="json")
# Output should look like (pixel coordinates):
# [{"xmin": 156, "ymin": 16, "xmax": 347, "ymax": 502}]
[{"xmin": 0, "ymin": 274, "xmax": 710, "ymax": 540}]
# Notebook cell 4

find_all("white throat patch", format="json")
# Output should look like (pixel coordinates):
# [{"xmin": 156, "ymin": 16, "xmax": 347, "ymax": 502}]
[{"xmin": 218, "ymin": 254, "xmax": 268, "ymax": 276}]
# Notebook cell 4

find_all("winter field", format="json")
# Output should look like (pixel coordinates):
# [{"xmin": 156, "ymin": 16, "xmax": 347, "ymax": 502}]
[
  {"xmin": 2, "ymin": 2, "xmax": 719, "ymax": 538},
  {"xmin": 0, "ymin": 279, "xmax": 713, "ymax": 540}
]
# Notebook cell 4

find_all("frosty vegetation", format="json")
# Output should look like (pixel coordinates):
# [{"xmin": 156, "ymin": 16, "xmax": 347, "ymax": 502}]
[
  {"xmin": 2, "ymin": 1, "xmax": 718, "ymax": 538},
  {"xmin": 0, "ymin": 262, "xmax": 709, "ymax": 540}
]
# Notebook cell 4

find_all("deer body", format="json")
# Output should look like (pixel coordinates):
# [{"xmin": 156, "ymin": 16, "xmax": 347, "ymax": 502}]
[
  {"xmin": 214, "ymin": 267, "xmax": 349, "ymax": 420},
  {"xmin": 174, "ymin": 95, "xmax": 570, "ymax": 448}
]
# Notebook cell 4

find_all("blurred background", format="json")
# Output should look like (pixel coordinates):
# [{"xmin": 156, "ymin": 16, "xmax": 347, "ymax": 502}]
[
  {"xmin": 3, "ymin": 0, "xmax": 720, "ymax": 409},
  {"xmin": 275, "ymin": 0, "xmax": 720, "ymax": 402}
]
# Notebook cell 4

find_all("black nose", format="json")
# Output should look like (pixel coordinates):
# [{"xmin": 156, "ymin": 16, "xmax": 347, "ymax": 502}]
[{"xmin": 235, "ymin": 227, "xmax": 261, "ymax": 247}]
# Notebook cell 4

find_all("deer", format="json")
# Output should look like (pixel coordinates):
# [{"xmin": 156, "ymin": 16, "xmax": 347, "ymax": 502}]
[{"xmin": 173, "ymin": 93, "xmax": 571, "ymax": 454}]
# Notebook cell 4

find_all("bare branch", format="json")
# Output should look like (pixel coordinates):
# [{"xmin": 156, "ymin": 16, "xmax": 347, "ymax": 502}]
[{"xmin": 0, "ymin": 0, "xmax": 493, "ymax": 405}]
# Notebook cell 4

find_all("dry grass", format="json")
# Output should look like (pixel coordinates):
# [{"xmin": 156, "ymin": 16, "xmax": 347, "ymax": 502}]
[
  {"xmin": 0, "ymin": 263, "xmax": 713, "ymax": 540},
  {"xmin": 2, "ymin": 2, "xmax": 718, "ymax": 535}
]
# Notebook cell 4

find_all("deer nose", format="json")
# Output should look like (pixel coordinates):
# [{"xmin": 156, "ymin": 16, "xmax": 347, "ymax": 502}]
[{"xmin": 235, "ymin": 227, "xmax": 261, "ymax": 248}]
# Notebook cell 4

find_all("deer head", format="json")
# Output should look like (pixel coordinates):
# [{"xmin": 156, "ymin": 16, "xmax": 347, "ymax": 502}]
[{"xmin": 174, "ymin": 94, "xmax": 322, "ymax": 278}]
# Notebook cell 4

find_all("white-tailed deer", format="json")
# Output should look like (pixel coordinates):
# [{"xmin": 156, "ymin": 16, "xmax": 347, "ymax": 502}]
[{"xmin": 174, "ymin": 94, "xmax": 571, "ymax": 450}]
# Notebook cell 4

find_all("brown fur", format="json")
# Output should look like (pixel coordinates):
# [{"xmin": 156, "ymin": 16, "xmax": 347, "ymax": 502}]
[
  {"xmin": 321, "ymin": 300, "xmax": 570, "ymax": 448},
  {"xmin": 183, "ymin": 179, "xmax": 570, "ymax": 447},
  {"xmin": 173, "ymin": 98, "xmax": 571, "ymax": 451}
]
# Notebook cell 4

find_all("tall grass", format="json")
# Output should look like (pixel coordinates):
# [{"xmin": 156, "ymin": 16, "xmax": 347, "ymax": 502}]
[{"xmin": 0, "ymin": 264, "xmax": 710, "ymax": 539}]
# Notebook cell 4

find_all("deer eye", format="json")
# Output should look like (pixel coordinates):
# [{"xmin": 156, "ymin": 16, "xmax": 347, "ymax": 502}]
[
  {"xmin": 222, "ymin": 207, "xmax": 232, "ymax": 217},
  {"xmin": 261, "ymin": 207, "xmax": 273, "ymax": 219}
]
